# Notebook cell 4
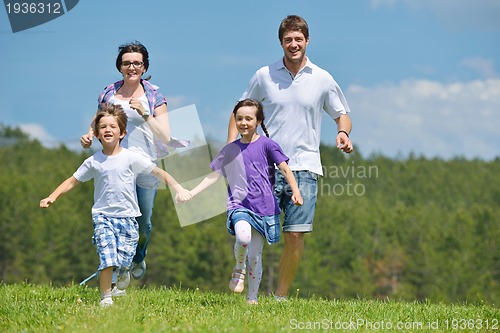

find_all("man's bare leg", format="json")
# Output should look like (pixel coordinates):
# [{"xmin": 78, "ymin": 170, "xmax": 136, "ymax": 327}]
[{"xmin": 275, "ymin": 232, "xmax": 304, "ymax": 297}]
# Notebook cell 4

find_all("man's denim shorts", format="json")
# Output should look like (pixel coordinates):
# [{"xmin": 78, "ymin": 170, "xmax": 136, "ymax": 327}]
[
  {"xmin": 92, "ymin": 214, "xmax": 139, "ymax": 271},
  {"xmin": 227, "ymin": 208, "xmax": 280, "ymax": 244},
  {"xmin": 274, "ymin": 170, "xmax": 318, "ymax": 233}
]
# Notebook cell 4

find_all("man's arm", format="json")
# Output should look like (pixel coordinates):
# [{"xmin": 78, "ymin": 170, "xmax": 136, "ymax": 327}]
[{"xmin": 335, "ymin": 114, "xmax": 353, "ymax": 153}]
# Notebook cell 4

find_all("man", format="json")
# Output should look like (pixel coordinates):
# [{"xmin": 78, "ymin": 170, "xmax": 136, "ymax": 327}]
[{"xmin": 227, "ymin": 15, "xmax": 353, "ymax": 300}]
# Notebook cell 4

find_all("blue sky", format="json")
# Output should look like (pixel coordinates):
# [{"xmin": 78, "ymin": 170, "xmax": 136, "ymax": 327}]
[{"xmin": 1, "ymin": 0, "xmax": 499, "ymax": 160}]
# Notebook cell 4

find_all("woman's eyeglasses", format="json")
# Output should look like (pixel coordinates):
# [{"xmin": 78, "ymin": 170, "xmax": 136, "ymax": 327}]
[{"xmin": 121, "ymin": 61, "xmax": 144, "ymax": 68}]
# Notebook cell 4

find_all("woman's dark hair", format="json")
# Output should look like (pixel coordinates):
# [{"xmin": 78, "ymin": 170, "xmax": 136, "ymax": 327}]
[
  {"xmin": 232, "ymin": 99, "xmax": 269, "ymax": 137},
  {"xmin": 115, "ymin": 41, "xmax": 150, "ymax": 72}
]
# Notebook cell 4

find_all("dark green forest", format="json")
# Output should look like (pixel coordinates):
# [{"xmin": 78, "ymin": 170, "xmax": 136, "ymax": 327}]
[{"xmin": 1, "ymin": 125, "xmax": 499, "ymax": 306}]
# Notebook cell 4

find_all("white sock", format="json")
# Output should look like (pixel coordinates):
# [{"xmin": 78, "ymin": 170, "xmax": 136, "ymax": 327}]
[{"xmin": 100, "ymin": 291, "xmax": 111, "ymax": 300}]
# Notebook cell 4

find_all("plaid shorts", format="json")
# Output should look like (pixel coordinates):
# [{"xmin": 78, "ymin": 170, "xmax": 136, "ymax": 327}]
[{"xmin": 92, "ymin": 214, "xmax": 139, "ymax": 271}]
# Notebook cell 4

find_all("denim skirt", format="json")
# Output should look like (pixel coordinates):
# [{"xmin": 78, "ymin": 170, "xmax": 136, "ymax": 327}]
[{"xmin": 227, "ymin": 208, "xmax": 280, "ymax": 244}]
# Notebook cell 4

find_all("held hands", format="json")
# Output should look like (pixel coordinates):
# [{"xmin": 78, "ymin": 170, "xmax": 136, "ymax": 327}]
[
  {"xmin": 336, "ymin": 131, "xmax": 353, "ymax": 154},
  {"xmin": 175, "ymin": 188, "xmax": 193, "ymax": 204}
]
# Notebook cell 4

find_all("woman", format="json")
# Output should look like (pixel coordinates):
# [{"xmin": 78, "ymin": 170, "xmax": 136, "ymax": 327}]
[{"xmin": 81, "ymin": 41, "xmax": 178, "ymax": 285}]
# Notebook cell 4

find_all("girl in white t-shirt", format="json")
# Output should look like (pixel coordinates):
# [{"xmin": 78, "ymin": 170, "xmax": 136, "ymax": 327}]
[{"xmin": 40, "ymin": 103, "xmax": 191, "ymax": 307}]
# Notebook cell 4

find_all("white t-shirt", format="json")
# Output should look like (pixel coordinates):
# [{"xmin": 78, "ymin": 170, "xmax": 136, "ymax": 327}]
[
  {"xmin": 109, "ymin": 94, "xmax": 155, "ymax": 160},
  {"xmin": 240, "ymin": 57, "xmax": 350, "ymax": 176},
  {"xmin": 109, "ymin": 94, "xmax": 159, "ymax": 189},
  {"xmin": 73, "ymin": 148, "xmax": 156, "ymax": 217}
]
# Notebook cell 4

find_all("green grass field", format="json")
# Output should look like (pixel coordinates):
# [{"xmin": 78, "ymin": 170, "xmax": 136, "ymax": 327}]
[{"xmin": 0, "ymin": 283, "xmax": 498, "ymax": 332}]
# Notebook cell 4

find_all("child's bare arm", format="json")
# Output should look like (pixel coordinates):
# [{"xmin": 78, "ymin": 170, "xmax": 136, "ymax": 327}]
[
  {"xmin": 40, "ymin": 176, "xmax": 80, "ymax": 208},
  {"xmin": 150, "ymin": 166, "xmax": 192, "ymax": 201},
  {"xmin": 189, "ymin": 172, "xmax": 222, "ymax": 198},
  {"xmin": 277, "ymin": 162, "xmax": 303, "ymax": 206}
]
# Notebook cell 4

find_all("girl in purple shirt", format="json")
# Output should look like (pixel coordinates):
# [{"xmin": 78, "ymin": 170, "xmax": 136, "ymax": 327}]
[{"xmin": 179, "ymin": 99, "xmax": 302, "ymax": 304}]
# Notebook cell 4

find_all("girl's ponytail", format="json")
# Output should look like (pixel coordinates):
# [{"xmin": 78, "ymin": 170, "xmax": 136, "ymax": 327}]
[{"xmin": 261, "ymin": 122, "xmax": 270, "ymax": 138}]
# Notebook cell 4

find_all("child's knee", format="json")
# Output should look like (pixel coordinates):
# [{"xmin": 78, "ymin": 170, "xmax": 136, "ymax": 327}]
[
  {"xmin": 234, "ymin": 220, "xmax": 252, "ymax": 246},
  {"xmin": 235, "ymin": 233, "xmax": 251, "ymax": 247}
]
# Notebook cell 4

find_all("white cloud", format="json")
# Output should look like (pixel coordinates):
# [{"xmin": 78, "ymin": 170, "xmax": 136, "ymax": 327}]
[
  {"xmin": 346, "ymin": 79, "xmax": 500, "ymax": 160},
  {"xmin": 461, "ymin": 57, "xmax": 498, "ymax": 79},
  {"xmin": 18, "ymin": 123, "xmax": 58, "ymax": 147}
]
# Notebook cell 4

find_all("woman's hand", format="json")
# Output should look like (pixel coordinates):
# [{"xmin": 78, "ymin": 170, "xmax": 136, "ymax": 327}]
[
  {"xmin": 129, "ymin": 98, "xmax": 147, "ymax": 117},
  {"xmin": 80, "ymin": 133, "xmax": 93, "ymax": 148}
]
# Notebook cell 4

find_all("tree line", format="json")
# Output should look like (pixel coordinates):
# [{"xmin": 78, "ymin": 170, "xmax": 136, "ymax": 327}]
[{"xmin": 0, "ymin": 125, "xmax": 498, "ymax": 305}]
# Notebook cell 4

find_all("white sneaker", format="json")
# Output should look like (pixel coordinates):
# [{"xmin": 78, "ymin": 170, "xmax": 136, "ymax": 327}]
[
  {"xmin": 111, "ymin": 286, "xmax": 126, "ymax": 297},
  {"xmin": 131, "ymin": 261, "xmax": 146, "ymax": 279},
  {"xmin": 100, "ymin": 297, "xmax": 113, "ymax": 308},
  {"xmin": 274, "ymin": 295, "xmax": 287, "ymax": 302},
  {"xmin": 116, "ymin": 271, "xmax": 130, "ymax": 290},
  {"xmin": 229, "ymin": 268, "xmax": 245, "ymax": 293}
]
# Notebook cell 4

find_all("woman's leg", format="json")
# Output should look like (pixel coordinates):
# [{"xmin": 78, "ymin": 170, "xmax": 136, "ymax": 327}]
[{"xmin": 134, "ymin": 186, "xmax": 158, "ymax": 264}]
